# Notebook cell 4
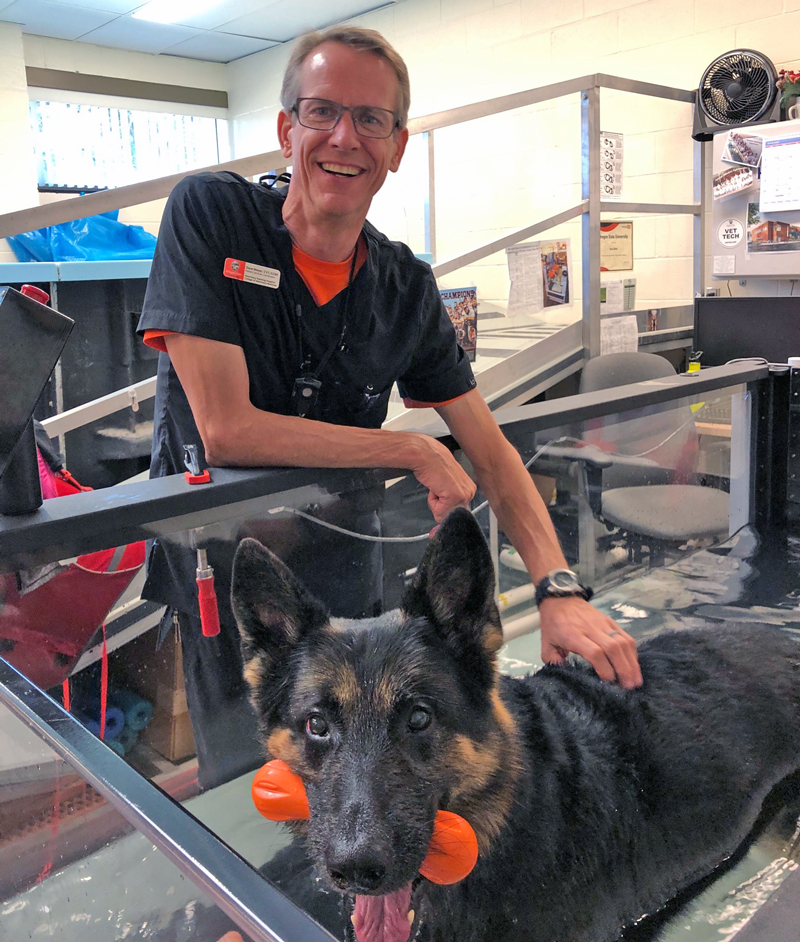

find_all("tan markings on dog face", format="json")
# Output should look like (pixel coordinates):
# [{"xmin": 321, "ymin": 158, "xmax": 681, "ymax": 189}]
[
  {"xmin": 330, "ymin": 663, "xmax": 361, "ymax": 709},
  {"xmin": 372, "ymin": 673, "xmax": 398, "ymax": 713},
  {"xmin": 449, "ymin": 735, "xmax": 498, "ymax": 793},
  {"xmin": 442, "ymin": 690, "xmax": 523, "ymax": 853},
  {"xmin": 266, "ymin": 727, "xmax": 302, "ymax": 767}
]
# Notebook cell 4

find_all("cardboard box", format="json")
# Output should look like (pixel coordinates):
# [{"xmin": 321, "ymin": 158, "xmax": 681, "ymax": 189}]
[
  {"xmin": 122, "ymin": 625, "xmax": 196, "ymax": 763},
  {"xmin": 144, "ymin": 707, "xmax": 195, "ymax": 764}
]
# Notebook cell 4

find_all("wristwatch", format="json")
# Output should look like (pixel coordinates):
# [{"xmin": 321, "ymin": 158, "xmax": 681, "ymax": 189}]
[{"xmin": 534, "ymin": 569, "xmax": 593, "ymax": 606}]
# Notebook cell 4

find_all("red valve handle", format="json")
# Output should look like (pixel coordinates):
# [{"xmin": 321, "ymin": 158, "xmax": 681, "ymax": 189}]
[{"xmin": 196, "ymin": 574, "xmax": 221, "ymax": 637}]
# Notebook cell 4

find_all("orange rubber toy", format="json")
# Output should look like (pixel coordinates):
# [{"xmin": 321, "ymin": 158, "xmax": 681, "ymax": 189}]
[{"xmin": 252, "ymin": 759, "xmax": 478, "ymax": 885}]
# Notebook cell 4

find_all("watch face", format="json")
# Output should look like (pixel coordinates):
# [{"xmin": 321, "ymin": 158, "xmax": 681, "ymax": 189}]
[{"xmin": 551, "ymin": 570, "xmax": 579, "ymax": 590}]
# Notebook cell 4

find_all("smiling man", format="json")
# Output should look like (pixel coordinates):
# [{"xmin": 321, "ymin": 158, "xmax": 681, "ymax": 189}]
[{"xmin": 137, "ymin": 26, "xmax": 641, "ymax": 790}]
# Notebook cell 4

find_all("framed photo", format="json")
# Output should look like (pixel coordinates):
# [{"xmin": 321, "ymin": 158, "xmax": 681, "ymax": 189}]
[{"xmin": 600, "ymin": 221, "xmax": 633, "ymax": 271}]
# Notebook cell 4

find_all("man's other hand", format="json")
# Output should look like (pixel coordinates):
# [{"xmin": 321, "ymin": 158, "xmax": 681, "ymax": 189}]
[{"xmin": 538, "ymin": 595, "xmax": 643, "ymax": 689}]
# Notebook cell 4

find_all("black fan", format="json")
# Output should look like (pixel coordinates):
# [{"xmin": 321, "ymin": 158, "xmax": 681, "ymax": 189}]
[{"xmin": 692, "ymin": 49, "xmax": 780, "ymax": 141}]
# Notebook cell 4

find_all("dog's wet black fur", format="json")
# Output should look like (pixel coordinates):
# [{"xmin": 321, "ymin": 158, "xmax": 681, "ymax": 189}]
[{"xmin": 232, "ymin": 508, "xmax": 800, "ymax": 942}]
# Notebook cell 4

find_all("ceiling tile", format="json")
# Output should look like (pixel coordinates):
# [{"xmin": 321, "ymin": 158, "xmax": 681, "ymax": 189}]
[
  {"xmin": 0, "ymin": 0, "xmax": 116, "ymax": 39},
  {"xmin": 172, "ymin": 0, "xmax": 269, "ymax": 31},
  {"xmin": 218, "ymin": 0, "xmax": 393, "ymax": 43},
  {"xmin": 78, "ymin": 13, "xmax": 200, "ymax": 51},
  {"xmin": 164, "ymin": 30, "xmax": 276, "ymax": 63},
  {"xmin": 0, "ymin": 0, "xmax": 396, "ymax": 61},
  {"xmin": 64, "ymin": 0, "xmax": 143, "ymax": 12}
]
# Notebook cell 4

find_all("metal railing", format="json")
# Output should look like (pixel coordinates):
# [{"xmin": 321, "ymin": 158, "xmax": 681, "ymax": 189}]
[
  {"xmin": 0, "ymin": 361, "xmax": 766, "ymax": 573},
  {"xmin": 3, "ymin": 72, "xmax": 700, "ymax": 438}
]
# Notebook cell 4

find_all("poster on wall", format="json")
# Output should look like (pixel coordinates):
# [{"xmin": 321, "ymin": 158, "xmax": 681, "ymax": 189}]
[
  {"xmin": 600, "ymin": 221, "xmax": 633, "ymax": 271},
  {"xmin": 440, "ymin": 287, "xmax": 478, "ymax": 361},
  {"xmin": 745, "ymin": 202, "xmax": 800, "ymax": 254},
  {"xmin": 507, "ymin": 240, "xmax": 573, "ymax": 314},
  {"xmin": 600, "ymin": 131, "xmax": 623, "ymax": 200},
  {"xmin": 540, "ymin": 240, "xmax": 571, "ymax": 307}
]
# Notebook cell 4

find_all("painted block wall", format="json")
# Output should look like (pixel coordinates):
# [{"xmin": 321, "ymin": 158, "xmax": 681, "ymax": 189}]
[
  {"xmin": 0, "ymin": 23, "xmax": 39, "ymax": 264},
  {"xmin": 1, "ymin": 1, "xmax": 800, "ymax": 310},
  {"xmin": 223, "ymin": 0, "xmax": 800, "ymax": 313}
]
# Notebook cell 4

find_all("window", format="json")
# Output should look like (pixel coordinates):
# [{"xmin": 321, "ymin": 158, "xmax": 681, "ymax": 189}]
[{"xmin": 30, "ymin": 100, "xmax": 229, "ymax": 192}]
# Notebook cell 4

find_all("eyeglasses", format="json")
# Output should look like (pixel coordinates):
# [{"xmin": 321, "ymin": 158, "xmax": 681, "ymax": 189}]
[{"xmin": 292, "ymin": 98, "xmax": 400, "ymax": 140}]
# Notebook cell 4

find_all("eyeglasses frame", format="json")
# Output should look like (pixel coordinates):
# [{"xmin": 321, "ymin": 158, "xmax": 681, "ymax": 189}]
[{"xmin": 291, "ymin": 98, "xmax": 402, "ymax": 140}]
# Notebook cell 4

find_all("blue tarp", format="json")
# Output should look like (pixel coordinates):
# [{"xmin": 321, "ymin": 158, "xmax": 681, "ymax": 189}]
[{"xmin": 8, "ymin": 210, "xmax": 157, "ymax": 262}]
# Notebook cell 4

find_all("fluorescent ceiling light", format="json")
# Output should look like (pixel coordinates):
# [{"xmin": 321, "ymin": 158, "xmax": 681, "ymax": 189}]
[{"xmin": 132, "ymin": 0, "xmax": 220, "ymax": 24}]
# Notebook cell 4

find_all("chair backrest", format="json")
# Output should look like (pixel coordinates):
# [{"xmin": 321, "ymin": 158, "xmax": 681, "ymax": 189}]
[
  {"xmin": 579, "ymin": 352, "xmax": 696, "ymax": 486},
  {"xmin": 579, "ymin": 351, "xmax": 675, "ymax": 393}
]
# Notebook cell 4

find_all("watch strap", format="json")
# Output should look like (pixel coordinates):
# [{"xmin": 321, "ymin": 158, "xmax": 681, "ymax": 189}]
[{"xmin": 534, "ymin": 570, "xmax": 593, "ymax": 606}]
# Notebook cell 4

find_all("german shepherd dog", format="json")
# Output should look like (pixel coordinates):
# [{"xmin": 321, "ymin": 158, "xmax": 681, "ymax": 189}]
[{"xmin": 231, "ymin": 508, "xmax": 800, "ymax": 942}]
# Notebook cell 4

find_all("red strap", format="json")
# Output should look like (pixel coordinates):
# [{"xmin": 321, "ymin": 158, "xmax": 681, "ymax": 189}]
[
  {"xmin": 62, "ymin": 679, "xmax": 71, "ymax": 712},
  {"xmin": 99, "ymin": 624, "xmax": 108, "ymax": 740}
]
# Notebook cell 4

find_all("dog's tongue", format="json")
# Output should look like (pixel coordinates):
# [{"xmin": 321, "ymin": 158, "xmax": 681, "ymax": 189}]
[{"xmin": 352, "ymin": 886, "xmax": 412, "ymax": 942}]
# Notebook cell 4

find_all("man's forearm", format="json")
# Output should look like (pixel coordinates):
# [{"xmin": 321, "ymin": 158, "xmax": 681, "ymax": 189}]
[
  {"xmin": 204, "ymin": 404, "xmax": 476, "ymax": 520},
  {"xmin": 472, "ymin": 439, "xmax": 569, "ymax": 584},
  {"xmin": 204, "ymin": 403, "xmax": 425, "ymax": 472}
]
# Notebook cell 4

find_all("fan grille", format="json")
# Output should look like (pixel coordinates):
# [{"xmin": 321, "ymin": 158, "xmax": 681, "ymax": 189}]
[{"xmin": 699, "ymin": 50, "xmax": 776, "ymax": 126}]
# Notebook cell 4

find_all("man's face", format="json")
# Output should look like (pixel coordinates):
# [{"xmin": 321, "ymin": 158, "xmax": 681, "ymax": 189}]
[{"xmin": 277, "ymin": 42, "xmax": 409, "ymax": 226}]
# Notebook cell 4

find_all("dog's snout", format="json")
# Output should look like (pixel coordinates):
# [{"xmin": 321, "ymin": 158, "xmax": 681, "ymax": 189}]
[{"xmin": 326, "ymin": 845, "xmax": 389, "ymax": 893}]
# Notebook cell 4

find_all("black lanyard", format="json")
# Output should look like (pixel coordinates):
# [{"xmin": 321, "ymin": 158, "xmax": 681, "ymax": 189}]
[{"xmin": 292, "ymin": 242, "xmax": 359, "ymax": 418}]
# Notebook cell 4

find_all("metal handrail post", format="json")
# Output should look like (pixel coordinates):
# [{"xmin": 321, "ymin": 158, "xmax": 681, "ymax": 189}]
[
  {"xmin": 693, "ymin": 135, "xmax": 705, "ymax": 301},
  {"xmin": 582, "ymin": 84, "xmax": 601, "ymax": 359},
  {"xmin": 425, "ymin": 130, "xmax": 437, "ymax": 262}
]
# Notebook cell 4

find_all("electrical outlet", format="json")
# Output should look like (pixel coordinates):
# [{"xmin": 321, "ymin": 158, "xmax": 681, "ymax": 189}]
[{"xmin": 705, "ymin": 287, "xmax": 720, "ymax": 297}]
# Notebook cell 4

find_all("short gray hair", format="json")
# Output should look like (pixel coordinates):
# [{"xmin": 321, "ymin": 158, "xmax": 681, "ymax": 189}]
[{"xmin": 280, "ymin": 26, "xmax": 410, "ymax": 129}]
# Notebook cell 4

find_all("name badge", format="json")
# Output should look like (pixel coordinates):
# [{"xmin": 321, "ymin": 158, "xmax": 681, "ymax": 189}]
[{"xmin": 223, "ymin": 257, "xmax": 281, "ymax": 288}]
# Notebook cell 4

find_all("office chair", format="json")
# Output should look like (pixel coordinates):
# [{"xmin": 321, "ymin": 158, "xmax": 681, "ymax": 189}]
[{"xmin": 577, "ymin": 352, "xmax": 729, "ymax": 568}]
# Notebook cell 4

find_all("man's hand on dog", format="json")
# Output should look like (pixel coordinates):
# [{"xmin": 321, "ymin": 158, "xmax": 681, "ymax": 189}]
[{"xmin": 539, "ymin": 595, "xmax": 643, "ymax": 689}]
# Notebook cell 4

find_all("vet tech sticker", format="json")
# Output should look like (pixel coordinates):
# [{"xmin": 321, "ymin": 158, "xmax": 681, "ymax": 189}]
[
  {"xmin": 224, "ymin": 257, "xmax": 281, "ymax": 288},
  {"xmin": 717, "ymin": 219, "xmax": 743, "ymax": 248}
]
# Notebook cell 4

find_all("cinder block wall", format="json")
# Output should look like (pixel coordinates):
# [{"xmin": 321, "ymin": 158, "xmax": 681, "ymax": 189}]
[
  {"xmin": 0, "ymin": 23, "xmax": 40, "ymax": 263},
  {"xmin": 225, "ymin": 0, "xmax": 800, "ymax": 311},
  {"xmin": 2, "ymin": 1, "xmax": 800, "ymax": 308}
]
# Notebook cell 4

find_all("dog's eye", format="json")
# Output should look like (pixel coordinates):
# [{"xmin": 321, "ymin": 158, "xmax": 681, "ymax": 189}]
[
  {"xmin": 306, "ymin": 713, "xmax": 329, "ymax": 738},
  {"xmin": 408, "ymin": 706, "xmax": 432, "ymax": 732}
]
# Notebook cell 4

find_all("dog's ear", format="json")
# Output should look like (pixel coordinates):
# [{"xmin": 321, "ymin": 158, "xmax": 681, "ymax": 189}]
[
  {"xmin": 231, "ymin": 537, "xmax": 329, "ymax": 677},
  {"xmin": 402, "ymin": 508, "xmax": 503, "ymax": 661}
]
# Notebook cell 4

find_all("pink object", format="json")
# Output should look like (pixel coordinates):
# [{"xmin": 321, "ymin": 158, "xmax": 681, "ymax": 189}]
[{"xmin": 36, "ymin": 448, "xmax": 59, "ymax": 500}]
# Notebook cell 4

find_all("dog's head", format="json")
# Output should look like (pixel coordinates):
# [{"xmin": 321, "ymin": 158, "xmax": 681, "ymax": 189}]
[{"xmin": 232, "ymin": 508, "xmax": 521, "ymax": 942}]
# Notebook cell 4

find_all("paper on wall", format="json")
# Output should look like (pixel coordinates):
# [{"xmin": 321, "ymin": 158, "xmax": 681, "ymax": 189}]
[
  {"xmin": 759, "ymin": 131, "xmax": 800, "ymax": 213},
  {"xmin": 600, "ymin": 315, "xmax": 638, "ymax": 356},
  {"xmin": 713, "ymin": 255, "xmax": 736, "ymax": 274},
  {"xmin": 506, "ymin": 243, "xmax": 544, "ymax": 315},
  {"xmin": 600, "ymin": 131, "xmax": 623, "ymax": 200},
  {"xmin": 600, "ymin": 280, "xmax": 624, "ymax": 314}
]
